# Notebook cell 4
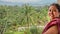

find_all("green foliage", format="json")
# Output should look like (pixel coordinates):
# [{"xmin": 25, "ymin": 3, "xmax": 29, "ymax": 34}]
[
  {"xmin": 30, "ymin": 25, "xmax": 38, "ymax": 34},
  {"xmin": 0, "ymin": 5, "xmax": 49, "ymax": 34}
]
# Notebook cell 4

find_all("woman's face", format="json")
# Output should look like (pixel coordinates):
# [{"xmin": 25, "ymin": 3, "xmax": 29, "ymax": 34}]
[{"xmin": 48, "ymin": 5, "xmax": 60, "ymax": 19}]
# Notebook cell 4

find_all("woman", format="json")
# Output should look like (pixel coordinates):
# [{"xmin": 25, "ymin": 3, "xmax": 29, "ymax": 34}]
[{"xmin": 42, "ymin": 3, "xmax": 60, "ymax": 34}]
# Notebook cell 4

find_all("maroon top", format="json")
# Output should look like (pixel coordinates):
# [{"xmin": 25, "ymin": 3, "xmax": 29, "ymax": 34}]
[{"xmin": 42, "ymin": 17, "xmax": 60, "ymax": 34}]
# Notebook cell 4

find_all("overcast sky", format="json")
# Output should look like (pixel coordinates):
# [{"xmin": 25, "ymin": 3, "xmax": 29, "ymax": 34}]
[
  {"xmin": 0, "ymin": 0, "xmax": 57, "ymax": 3},
  {"xmin": 0, "ymin": 0, "xmax": 57, "ymax": 6}
]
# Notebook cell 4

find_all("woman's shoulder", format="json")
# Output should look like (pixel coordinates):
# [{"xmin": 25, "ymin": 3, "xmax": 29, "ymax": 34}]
[{"xmin": 49, "ymin": 17, "xmax": 60, "ymax": 26}]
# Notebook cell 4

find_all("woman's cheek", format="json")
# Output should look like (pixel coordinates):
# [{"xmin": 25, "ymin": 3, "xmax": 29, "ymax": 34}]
[
  {"xmin": 53, "ymin": 12, "xmax": 58, "ymax": 17},
  {"xmin": 48, "ymin": 12, "xmax": 51, "ymax": 16}
]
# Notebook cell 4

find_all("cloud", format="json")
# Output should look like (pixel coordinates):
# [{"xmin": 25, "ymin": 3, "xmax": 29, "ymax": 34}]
[
  {"xmin": 0, "ymin": 0, "xmax": 42, "ymax": 3},
  {"xmin": 0, "ymin": 0, "xmax": 17, "ymax": 2}
]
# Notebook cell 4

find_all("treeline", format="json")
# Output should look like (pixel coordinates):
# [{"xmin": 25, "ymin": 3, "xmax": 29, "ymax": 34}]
[{"xmin": 0, "ymin": 4, "xmax": 49, "ymax": 34}]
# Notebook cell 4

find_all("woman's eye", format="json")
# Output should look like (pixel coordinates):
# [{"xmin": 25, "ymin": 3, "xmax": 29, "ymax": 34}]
[
  {"xmin": 48, "ymin": 10, "xmax": 51, "ymax": 12},
  {"xmin": 54, "ymin": 10, "xmax": 56, "ymax": 12}
]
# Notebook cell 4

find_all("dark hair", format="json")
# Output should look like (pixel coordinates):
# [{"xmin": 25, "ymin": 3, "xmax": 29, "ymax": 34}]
[{"xmin": 50, "ymin": 3, "xmax": 60, "ymax": 12}]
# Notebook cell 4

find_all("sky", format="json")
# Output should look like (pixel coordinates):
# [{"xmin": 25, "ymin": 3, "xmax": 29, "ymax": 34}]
[
  {"xmin": 0, "ymin": 0, "xmax": 57, "ymax": 6},
  {"xmin": 0, "ymin": 0, "xmax": 57, "ymax": 3},
  {"xmin": 0, "ymin": 0, "xmax": 40, "ymax": 3}
]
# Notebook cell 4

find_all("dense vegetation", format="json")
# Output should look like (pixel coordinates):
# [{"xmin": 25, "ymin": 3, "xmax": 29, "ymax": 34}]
[{"xmin": 0, "ymin": 4, "xmax": 49, "ymax": 34}]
